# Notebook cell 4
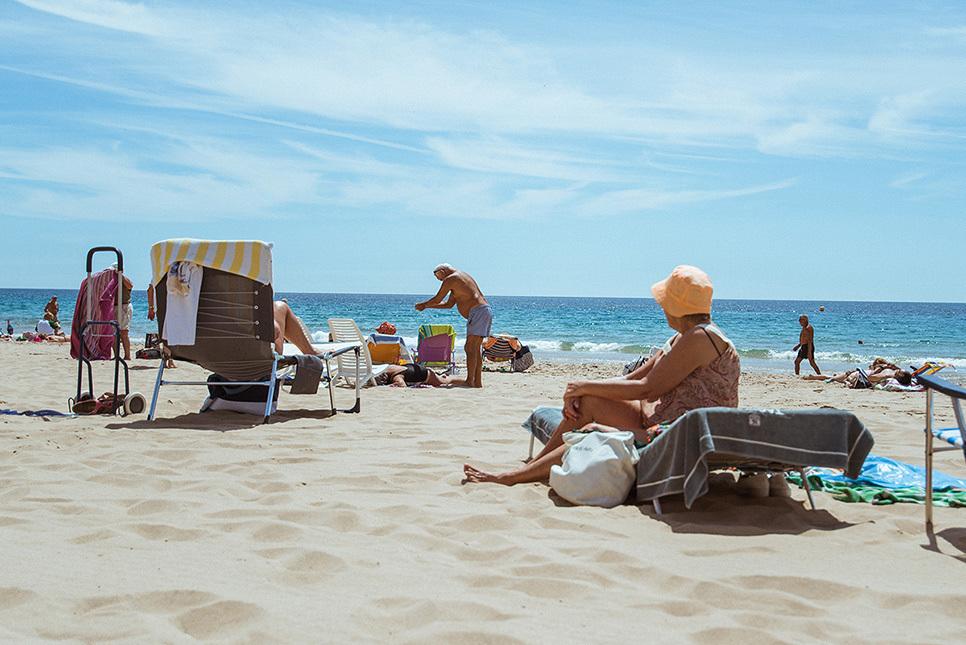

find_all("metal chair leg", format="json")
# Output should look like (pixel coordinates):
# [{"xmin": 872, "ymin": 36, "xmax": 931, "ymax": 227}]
[
  {"xmin": 528, "ymin": 434, "xmax": 535, "ymax": 460},
  {"xmin": 147, "ymin": 359, "xmax": 165, "ymax": 421},
  {"xmin": 653, "ymin": 497, "xmax": 663, "ymax": 515},
  {"xmin": 263, "ymin": 356, "xmax": 279, "ymax": 424},
  {"xmin": 925, "ymin": 389, "xmax": 934, "ymax": 529},
  {"xmin": 800, "ymin": 468, "xmax": 816, "ymax": 510}
]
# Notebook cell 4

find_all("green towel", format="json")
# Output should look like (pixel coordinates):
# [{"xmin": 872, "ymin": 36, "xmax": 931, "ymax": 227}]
[{"xmin": 787, "ymin": 472, "xmax": 966, "ymax": 507}]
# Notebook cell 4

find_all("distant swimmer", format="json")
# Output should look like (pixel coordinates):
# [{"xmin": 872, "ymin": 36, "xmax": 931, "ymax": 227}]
[
  {"xmin": 415, "ymin": 264, "xmax": 492, "ymax": 389},
  {"xmin": 819, "ymin": 305, "xmax": 825, "ymax": 312},
  {"xmin": 793, "ymin": 314, "xmax": 821, "ymax": 375}
]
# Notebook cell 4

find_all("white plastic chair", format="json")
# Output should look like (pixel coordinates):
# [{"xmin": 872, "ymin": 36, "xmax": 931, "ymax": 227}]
[{"xmin": 327, "ymin": 318, "xmax": 389, "ymax": 387}]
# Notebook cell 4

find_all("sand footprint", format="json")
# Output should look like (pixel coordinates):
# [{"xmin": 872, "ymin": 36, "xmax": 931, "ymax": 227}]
[
  {"xmin": 277, "ymin": 550, "xmax": 347, "ymax": 585},
  {"xmin": 176, "ymin": 600, "xmax": 263, "ymax": 639}
]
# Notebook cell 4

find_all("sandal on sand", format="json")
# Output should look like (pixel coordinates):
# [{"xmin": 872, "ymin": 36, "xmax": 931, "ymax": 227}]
[
  {"xmin": 71, "ymin": 398, "xmax": 99, "ymax": 415},
  {"xmin": 72, "ymin": 392, "xmax": 123, "ymax": 415}
]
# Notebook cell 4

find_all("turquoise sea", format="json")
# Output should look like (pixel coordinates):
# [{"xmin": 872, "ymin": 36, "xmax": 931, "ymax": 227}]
[{"xmin": 2, "ymin": 289, "xmax": 964, "ymax": 377}]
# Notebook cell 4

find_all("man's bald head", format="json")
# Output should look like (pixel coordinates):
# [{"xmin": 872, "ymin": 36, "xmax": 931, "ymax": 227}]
[{"xmin": 433, "ymin": 263, "xmax": 455, "ymax": 280}]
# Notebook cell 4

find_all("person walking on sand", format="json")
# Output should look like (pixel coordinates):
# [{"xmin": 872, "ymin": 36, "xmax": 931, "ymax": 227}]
[
  {"xmin": 415, "ymin": 263, "xmax": 492, "ymax": 388},
  {"xmin": 793, "ymin": 314, "xmax": 821, "ymax": 375}
]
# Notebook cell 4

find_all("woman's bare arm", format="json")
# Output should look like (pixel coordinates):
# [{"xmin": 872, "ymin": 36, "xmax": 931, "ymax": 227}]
[{"xmin": 567, "ymin": 331, "xmax": 719, "ymax": 403}]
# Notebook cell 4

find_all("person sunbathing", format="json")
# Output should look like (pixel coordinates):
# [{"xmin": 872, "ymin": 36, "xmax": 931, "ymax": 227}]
[
  {"xmin": 375, "ymin": 363, "xmax": 452, "ymax": 387},
  {"xmin": 802, "ymin": 360, "xmax": 912, "ymax": 387},
  {"xmin": 463, "ymin": 265, "xmax": 740, "ymax": 486}
]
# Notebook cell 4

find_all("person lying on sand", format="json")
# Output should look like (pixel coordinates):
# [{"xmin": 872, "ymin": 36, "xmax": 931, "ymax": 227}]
[
  {"xmin": 375, "ymin": 363, "xmax": 453, "ymax": 387},
  {"xmin": 463, "ymin": 265, "xmax": 740, "ymax": 486},
  {"xmin": 801, "ymin": 358, "xmax": 912, "ymax": 387}
]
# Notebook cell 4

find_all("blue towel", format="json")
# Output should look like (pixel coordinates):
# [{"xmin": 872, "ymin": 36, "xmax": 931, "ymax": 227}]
[
  {"xmin": 806, "ymin": 454, "xmax": 966, "ymax": 491},
  {"xmin": 1, "ymin": 408, "xmax": 71, "ymax": 417}
]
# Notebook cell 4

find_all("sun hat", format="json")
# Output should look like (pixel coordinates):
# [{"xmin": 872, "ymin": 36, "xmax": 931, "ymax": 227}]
[{"xmin": 650, "ymin": 265, "xmax": 713, "ymax": 317}]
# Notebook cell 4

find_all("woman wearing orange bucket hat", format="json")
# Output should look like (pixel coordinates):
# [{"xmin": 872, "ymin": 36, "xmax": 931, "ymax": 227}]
[{"xmin": 463, "ymin": 265, "xmax": 740, "ymax": 487}]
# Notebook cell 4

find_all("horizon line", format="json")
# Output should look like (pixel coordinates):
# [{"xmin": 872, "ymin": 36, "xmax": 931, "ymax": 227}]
[{"xmin": 1, "ymin": 286, "xmax": 963, "ymax": 306}]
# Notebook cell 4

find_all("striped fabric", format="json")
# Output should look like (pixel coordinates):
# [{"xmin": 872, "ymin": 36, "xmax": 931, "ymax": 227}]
[
  {"xmin": 417, "ymin": 324, "xmax": 456, "ymax": 342},
  {"xmin": 483, "ymin": 334, "xmax": 521, "ymax": 362},
  {"xmin": 150, "ymin": 239, "xmax": 273, "ymax": 286},
  {"xmin": 934, "ymin": 428, "xmax": 965, "ymax": 449}
]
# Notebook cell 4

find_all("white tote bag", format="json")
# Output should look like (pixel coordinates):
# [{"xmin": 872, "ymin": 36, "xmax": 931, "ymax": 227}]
[{"xmin": 549, "ymin": 431, "xmax": 640, "ymax": 508}]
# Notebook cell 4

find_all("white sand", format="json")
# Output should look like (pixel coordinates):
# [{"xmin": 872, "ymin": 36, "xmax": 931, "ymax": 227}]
[{"xmin": 1, "ymin": 342, "xmax": 964, "ymax": 643}]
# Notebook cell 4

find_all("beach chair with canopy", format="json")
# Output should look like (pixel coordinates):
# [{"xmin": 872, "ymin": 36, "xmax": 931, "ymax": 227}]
[
  {"xmin": 147, "ymin": 239, "xmax": 363, "ymax": 423},
  {"xmin": 327, "ymin": 318, "xmax": 389, "ymax": 387},
  {"xmin": 917, "ymin": 372, "xmax": 966, "ymax": 530},
  {"xmin": 416, "ymin": 324, "xmax": 457, "ymax": 375}
]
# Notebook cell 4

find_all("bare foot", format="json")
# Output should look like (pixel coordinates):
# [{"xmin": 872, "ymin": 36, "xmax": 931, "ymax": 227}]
[{"xmin": 462, "ymin": 464, "xmax": 514, "ymax": 485}]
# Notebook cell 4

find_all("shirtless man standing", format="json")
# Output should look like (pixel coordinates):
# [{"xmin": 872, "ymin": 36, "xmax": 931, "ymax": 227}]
[
  {"xmin": 415, "ymin": 264, "xmax": 492, "ymax": 388},
  {"xmin": 793, "ymin": 314, "xmax": 821, "ymax": 375}
]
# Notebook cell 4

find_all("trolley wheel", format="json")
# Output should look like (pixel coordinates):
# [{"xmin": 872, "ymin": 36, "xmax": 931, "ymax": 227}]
[{"xmin": 124, "ymin": 392, "xmax": 146, "ymax": 416}]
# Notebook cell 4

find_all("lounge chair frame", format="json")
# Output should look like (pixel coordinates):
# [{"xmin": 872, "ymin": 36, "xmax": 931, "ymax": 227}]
[
  {"xmin": 148, "ymin": 344, "xmax": 362, "ymax": 424},
  {"xmin": 146, "ymin": 264, "xmax": 363, "ymax": 424},
  {"xmin": 918, "ymin": 372, "xmax": 966, "ymax": 529},
  {"xmin": 525, "ymin": 435, "xmax": 816, "ymax": 514}
]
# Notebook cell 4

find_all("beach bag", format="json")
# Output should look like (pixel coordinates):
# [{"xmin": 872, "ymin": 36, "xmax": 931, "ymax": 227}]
[
  {"xmin": 511, "ymin": 345, "xmax": 534, "ymax": 372},
  {"xmin": 135, "ymin": 347, "xmax": 161, "ymax": 360},
  {"xmin": 201, "ymin": 373, "xmax": 280, "ymax": 416},
  {"xmin": 206, "ymin": 373, "xmax": 281, "ymax": 403},
  {"xmin": 549, "ymin": 431, "xmax": 640, "ymax": 507}
]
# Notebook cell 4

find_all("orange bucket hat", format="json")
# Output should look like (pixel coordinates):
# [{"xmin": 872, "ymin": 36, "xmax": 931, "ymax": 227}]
[{"xmin": 651, "ymin": 265, "xmax": 713, "ymax": 317}]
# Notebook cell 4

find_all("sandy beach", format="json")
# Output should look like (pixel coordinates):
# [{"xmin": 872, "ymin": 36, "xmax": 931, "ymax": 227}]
[{"xmin": 1, "ymin": 341, "xmax": 964, "ymax": 643}]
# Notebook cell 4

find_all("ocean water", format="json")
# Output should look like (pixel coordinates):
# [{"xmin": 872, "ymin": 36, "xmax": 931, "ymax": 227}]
[{"xmin": 2, "ymin": 289, "xmax": 964, "ymax": 376}]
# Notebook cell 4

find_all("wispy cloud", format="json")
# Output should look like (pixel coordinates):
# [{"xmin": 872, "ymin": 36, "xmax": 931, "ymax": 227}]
[{"xmin": 2, "ymin": 0, "xmax": 965, "ymax": 225}]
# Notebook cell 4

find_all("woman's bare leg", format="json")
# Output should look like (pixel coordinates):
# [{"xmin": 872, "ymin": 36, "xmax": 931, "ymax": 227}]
[
  {"xmin": 463, "ymin": 445, "xmax": 568, "ymax": 485},
  {"xmin": 273, "ymin": 301, "xmax": 319, "ymax": 355},
  {"xmin": 532, "ymin": 395, "xmax": 641, "ymax": 461}
]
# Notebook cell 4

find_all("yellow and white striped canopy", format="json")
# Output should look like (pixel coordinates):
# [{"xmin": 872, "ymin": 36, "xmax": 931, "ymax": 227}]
[{"xmin": 150, "ymin": 239, "xmax": 273, "ymax": 286}]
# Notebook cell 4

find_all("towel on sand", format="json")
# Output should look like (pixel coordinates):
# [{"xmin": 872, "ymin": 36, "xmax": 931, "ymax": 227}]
[{"xmin": 787, "ymin": 454, "xmax": 966, "ymax": 506}]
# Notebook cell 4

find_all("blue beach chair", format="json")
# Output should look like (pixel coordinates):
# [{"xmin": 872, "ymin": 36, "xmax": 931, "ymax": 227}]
[{"xmin": 917, "ymin": 372, "xmax": 966, "ymax": 530}]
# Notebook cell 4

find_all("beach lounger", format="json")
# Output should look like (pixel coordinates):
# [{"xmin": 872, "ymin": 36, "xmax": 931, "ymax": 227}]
[
  {"xmin": 635, "ymin": 408, "xmax": 873, "ymax": 514},
  {"xmin": 917, "ymin": 372, "xmax": 966, "ymax": 529},
  {"xmin": 522, "ymin": 406, "xmax": 874, "ymax": 512},
  {"xmin": 417, "ymin": 324, "xmax": 457, "ymax": 375},
  {"xmin": 146, "ymin": 239, "xmax": 363, "ymax": 423},
  {"xmin": 327, "ymin": 318, "xmax": 389, "ymax": 387}
]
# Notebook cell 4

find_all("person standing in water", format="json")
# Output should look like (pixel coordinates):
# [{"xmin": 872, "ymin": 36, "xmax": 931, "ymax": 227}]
[
  {"xmin": 793, "ymin": 314, "xmax": 821, "ymax": 375},
  {"xmin": 415, "ymin": 264, "xmax": 492, "ymax": 388}
]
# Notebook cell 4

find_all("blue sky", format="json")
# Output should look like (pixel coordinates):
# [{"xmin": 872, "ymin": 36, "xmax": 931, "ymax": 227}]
[{"xmin": 1, "ymin": 0, "xmax": 964, "ymax": 301}]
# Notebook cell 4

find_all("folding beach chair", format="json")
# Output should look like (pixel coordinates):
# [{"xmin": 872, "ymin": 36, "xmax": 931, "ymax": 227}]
[
  {"xmin": 367, "ymin": 333, "xmax": 413, "ymax": 365},
  {"xmin": 147, "ymin": 239, "xmax": 363, "ymax": 423},
  {"xmin": 483, "ymin": 334, "xmax": 533, "ymax": 372},
  {"xmin": 917, "ymin": 372, "xmax": 966, "ymax": 530},
  {"xmin": 417, "ymin": 324, "xmax": 457, "ymax": 375},
  {"xmin": 327, "ymin": 318, "xmax": 389, "ymax": 387}
]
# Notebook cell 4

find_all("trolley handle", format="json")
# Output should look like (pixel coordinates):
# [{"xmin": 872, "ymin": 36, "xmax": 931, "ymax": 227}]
[{"xmin": 86, "ymin": 247, "xmax": 123, "ymax": 273}]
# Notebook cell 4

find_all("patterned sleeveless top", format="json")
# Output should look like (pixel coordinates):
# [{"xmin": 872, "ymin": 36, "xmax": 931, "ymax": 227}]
[{"xmin": 643, "ymin": 322, "xmax": 740, "ymax": 426}]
